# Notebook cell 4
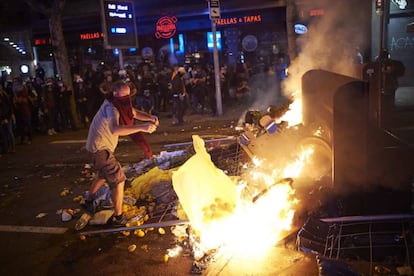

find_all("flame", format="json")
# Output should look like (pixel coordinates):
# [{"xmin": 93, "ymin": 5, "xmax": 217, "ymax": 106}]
[
  {"xmin": 189, "ymin": 179, "xmax": 297, "ymax": 260},
  {"xmin": 280, "ymin": 90, "xmax": 303, "ymax": 127},
  {"xmin": 171, "ymin": 136, "xmax": 316, "ymax": 262},
  {"xmin": 283, "ymin": 146, "xmax": 314, "ymax": 178},
  {"xmin": 171, "ymin": 88, "xmax": 311, "ymax": 263}
]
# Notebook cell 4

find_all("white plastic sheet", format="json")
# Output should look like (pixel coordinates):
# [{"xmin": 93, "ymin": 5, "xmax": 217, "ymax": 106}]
[{"xmin": 172, "ymin": 135, "xmax": 238, "ymax": 231}]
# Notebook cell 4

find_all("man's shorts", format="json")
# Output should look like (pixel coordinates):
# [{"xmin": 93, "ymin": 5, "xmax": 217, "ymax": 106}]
[{"xmin": 91, "ymin": 150, "xmax": 126, "ymax": 188}]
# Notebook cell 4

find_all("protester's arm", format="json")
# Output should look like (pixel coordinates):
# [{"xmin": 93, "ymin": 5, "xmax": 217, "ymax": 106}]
[
  {"xmin": 132, "ymin": 108, "xmax": 159, "ymax": 126},
  {"xmin": 112, "ymin": 122, "xmax": 157, "ymax": 136},
  {"xmin": 110, "ymin": 107, "xmax": 157, "ymax": 136}
]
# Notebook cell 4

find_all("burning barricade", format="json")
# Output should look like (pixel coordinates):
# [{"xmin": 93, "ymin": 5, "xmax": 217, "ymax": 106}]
[
  {"xmin": 76, "ymin": 132, "xmax": 307, "ymax": 273},
  {"xmin": 74, "ymin": 91, "xmax": 337, "ymax": 273}
]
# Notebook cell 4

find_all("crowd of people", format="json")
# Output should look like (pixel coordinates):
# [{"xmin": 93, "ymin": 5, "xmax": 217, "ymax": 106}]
[{"xmin": 0, "ymin": 55, "xmax": 289, "ymax": 157}]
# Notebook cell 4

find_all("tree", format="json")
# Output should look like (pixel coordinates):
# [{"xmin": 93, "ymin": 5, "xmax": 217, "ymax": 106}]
[
  {"xmin": 25, "ymin": 0, "xmax": 81, "ymax": 128},
  {"xmin": 48, "ymin": 0, "xmax": 81, "ymax": 128}
]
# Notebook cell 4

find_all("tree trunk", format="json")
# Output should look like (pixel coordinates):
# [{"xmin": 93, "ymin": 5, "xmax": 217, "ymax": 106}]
[
  {"xmin": 286, "ymin": 0, "xmax": 298, "ymax": 61},
  {"xmin": 49, "ymin": 0, "xmax": 81, "ymax": 128}
]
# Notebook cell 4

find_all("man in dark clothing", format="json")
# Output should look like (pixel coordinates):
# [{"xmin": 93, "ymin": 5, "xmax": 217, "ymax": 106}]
[
  {"xmin": 156, "ymin": 66, "xmax": 171, "ymax": 112},
  {"xmin": 190, "ymin": 65, "xmax": 207, "ymax": 114},
  {"xmin": 169, "ymin": 66, "xmax": 187, "ymax": 125}
]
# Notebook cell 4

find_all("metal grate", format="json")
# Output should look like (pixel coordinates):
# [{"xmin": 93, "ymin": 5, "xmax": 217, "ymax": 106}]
[{"xmin": 320, "ymin": 215, "xmax": 414, "ymax": 267}]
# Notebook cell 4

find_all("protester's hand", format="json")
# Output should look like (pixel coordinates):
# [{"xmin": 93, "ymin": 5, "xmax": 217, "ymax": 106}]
[
  {"xmin": 151, "ymin": 115, "xmax": 159, "ymax": 126},
  {"xmin": 144, "ymin": 123, "xmax": 157, "ymax": 134}
]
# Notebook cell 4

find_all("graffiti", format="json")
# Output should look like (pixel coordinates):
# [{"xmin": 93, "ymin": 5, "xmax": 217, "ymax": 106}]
[{"xmin": 390, "ymin": 36, "xmax": 414, "ymax": 50}]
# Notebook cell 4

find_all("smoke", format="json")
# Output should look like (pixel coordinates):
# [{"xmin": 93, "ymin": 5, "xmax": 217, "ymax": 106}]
[
  {"xmin": 283, "ymin": 0, "xmax": 370, "ymax": 96},
  {"xmin": 236, "ymin": 69, "xmax": 285, "ymax": 126},
  {"xmin": 239, "ymin": 0, "xmax": 370, "ymax": 124}
]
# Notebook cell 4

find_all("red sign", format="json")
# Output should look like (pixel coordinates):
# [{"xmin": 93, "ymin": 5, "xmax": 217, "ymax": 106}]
[
  {"xmin": 309, "ymin": 9, "xmax": 324, "ymax": 17},
  {"xmin": 34, "ymin": 38, "xmax": 48, "ymax": 45},
  {"xmin": 155, "ymin": 16, "xmax": 177, "ymax": 39},
  {"xmin": 80, "ymin": 32, "xmax": 104, "ymax": 40}
]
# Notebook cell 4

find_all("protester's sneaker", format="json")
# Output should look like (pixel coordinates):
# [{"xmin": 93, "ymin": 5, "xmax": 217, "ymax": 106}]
[
  {"xmin": 110, "ymin": 213, "xmax": 129, "ymax": 227},
  {"xmin": 80, "ymin": 199, "xmax": 95, "ymax": 214}
]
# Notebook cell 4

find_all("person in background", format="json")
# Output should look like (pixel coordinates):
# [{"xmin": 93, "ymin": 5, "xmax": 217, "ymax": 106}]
[
  {"xmin": 55, "ymin": 78, "xmax": 75, "ymax": 131},
  {"xmin": 14, "ymin": 78, "xmax": 33, "ymax": 142},
  {"xmin": 169, "ymin": 66, "xmax": 187, "ymax": 125},
  {"xmin": 189, "ymin": 65, "xmax": 207, "ymax": 114},
  {"xmin": 73, "ymin": 74, "xmax": 89, "ymax": 128},
  {"xmin": 99, "ymin": 71, "xmax": 113, "ymax": 99},
  {"xmin": 156, "ymin": 66, "xmax": 170, "ymax": 112},
  {"xmin": 140, "ymin": 70, "xmax": 159, "ymax": 115},
  {"xmin": 25, "ymin": 80, "xmax": 41, "ymax": 133},
  {"xmin": 83, "ymin": 80, "xmax": 158, "ymax": 226},
  {"xmin": 206, "ymin": 64, "xmax": 217, "ymax": 116},
  {"xmin": 136, "ymin": 86, "xmax": 155, "ymax": 115},
  {"xmin": 274, "ymin": 54, "xmax": 289, "ymax": 98},
  {"xmin": 0, "ymin": 86, "xmax": 16, "ymax": 154},
  {"xmin": 35, "ymin": 64, "xmax": 45, "ymax": 81}
]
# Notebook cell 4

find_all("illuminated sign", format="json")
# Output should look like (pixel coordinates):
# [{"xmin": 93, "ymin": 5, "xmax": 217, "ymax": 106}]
[
  {"xmin": 155, "ymin": 16, "xmax": 178, "ymax": 39},
  {"xmin": 100, "ymin": 0, "xmax": 138, "ymax": 49},
  {"xmin": 80, "ymin": 32, "xmax": 104, "ymax": 40},
  {"xmin": 215, "ymin": 15, "xmax": 261, "ymax": 26},
  {"xmin": 34, "ymin": 38, "xmax": 51, "ymax": 45},
  {"xmin": 207, "ymin": 31, "xmax": 221, "ymax": 50},
  {"xmin": 294, "ymin": 23, "xmax": 308, "ymax": 34},
  {"xmin": 309, "ymin": 9, "xmax": 324, "ymax": 16}
]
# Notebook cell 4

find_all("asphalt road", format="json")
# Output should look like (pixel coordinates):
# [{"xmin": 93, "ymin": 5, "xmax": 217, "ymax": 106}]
[
  {"xmin": 1, "ymin": 91, "xmax": 413, "ymax": 275},
  {"xmin": 0, "ymin": 106, "xmax": 248, "ymax": 275}
]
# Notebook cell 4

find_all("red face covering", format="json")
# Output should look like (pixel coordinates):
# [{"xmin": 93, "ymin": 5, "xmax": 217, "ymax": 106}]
[{"xmin": 109, "ymin": 95, "xmax": 134, "ymax": 125}]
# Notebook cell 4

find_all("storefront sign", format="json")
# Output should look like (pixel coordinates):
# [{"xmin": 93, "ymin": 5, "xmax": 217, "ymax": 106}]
[
  {"xmin": 80, "ymin": 32, "xmax": 104, "ymax": 40},
  {"xmin": 155, "ymin": 16, "xmax": 178, "ymax": 39},
  {"xmin": 215, "ymin": 15, "xmax": 261, "ymax": 26}
]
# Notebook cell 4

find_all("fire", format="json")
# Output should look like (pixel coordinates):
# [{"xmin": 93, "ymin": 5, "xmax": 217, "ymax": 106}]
[
  {"xmin": 172, "ymin": 135, "xmax": 307, "ymax": 263},
  {"xmin": 280, "ymin": 90, "xmax": 302, "ymax": 127},
  {"xmin": 170, "ymin": 89, "xmax": 315, "ymax": 265},
  {"xmin": 283, "ymin": 146, "xmax": 314, "ymax": 178}
]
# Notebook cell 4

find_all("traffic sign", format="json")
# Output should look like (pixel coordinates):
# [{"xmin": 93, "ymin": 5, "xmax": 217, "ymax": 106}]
[{"xmin": 209, "ymin": 0, "xmax": 221, "ymax": 20}]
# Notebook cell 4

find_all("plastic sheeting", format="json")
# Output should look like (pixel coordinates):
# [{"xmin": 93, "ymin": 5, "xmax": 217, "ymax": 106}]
[
  {"xmin": 172, "ymin": 135, "xmax": 239, "ymax": 231},
  {"xmin": 127, "ymin": 167, "xmax": 174, "ymax": 199}
]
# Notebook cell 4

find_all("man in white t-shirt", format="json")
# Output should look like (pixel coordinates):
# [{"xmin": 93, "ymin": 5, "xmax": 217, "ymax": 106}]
[{"xmin": 84, "ymin": 80, "xmax": 158, "ymax": 226}]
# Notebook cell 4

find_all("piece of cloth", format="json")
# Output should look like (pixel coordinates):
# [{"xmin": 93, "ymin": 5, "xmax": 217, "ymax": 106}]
[
  {"xmin": 109, "ymin": 95, "xmax": 134, "ymax": 125},
  {"xmin": 129, "ymin": 132, "xmax": 153, "ymax": 158},
  {"xmin": 110, "ymin": 94, "xmax": 153, "ymax": 158}
]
